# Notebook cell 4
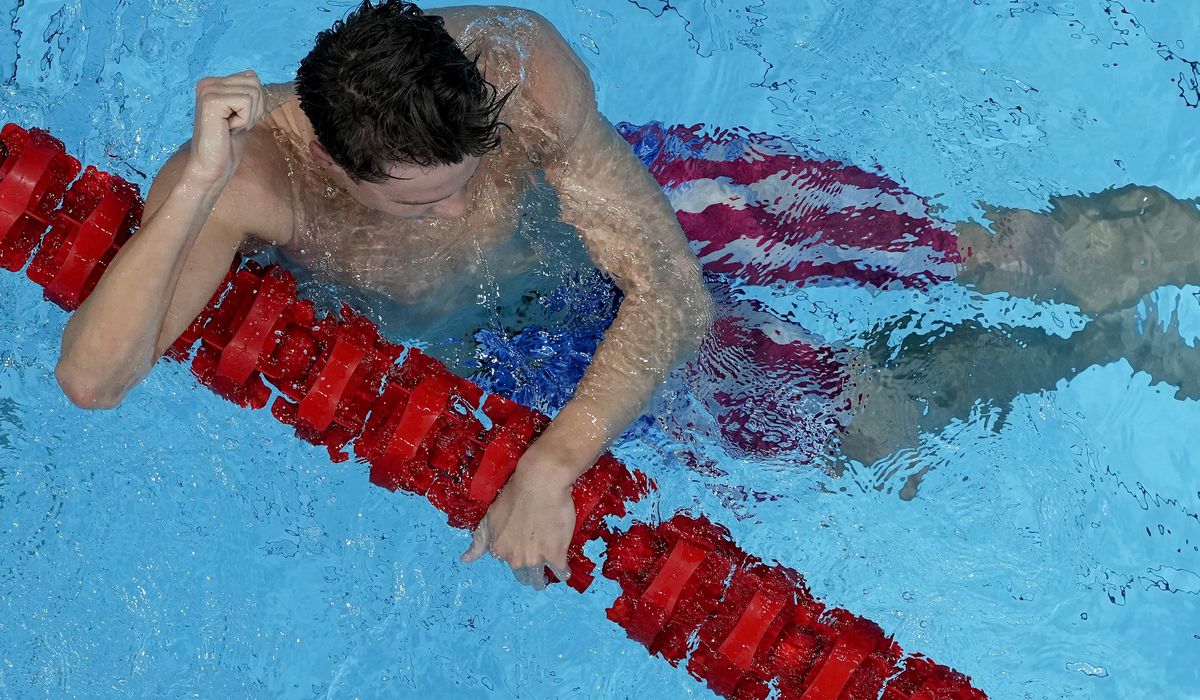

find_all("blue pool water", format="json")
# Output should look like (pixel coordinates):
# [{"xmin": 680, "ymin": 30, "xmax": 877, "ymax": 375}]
[{"xmin": 2, "ymin": 1, "xmax": 1199, "ymax": 698}]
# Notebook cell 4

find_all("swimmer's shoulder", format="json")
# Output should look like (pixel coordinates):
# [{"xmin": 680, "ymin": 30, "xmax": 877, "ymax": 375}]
[
  {"xmin": 230, "ymin": 124, "xmax": 297, "ymax": 247},
  {"xmin": 433, "ymin": 5, "xmax": 541, "ymax": 39},
  {"xmin": 151, "ymin": 117, "xmax": 297, "ymax": 249},
  {"xmin": 435, "ymin": 6, "xmax": 597, "ymax": 151},
  {"xmin": 434, "ymin": 6, "xmax": 588, "ymax": 85}
]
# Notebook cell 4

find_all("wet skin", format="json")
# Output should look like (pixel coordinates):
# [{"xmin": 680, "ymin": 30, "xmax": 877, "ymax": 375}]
[{"xmin": 56, "ymin": 6, "xmax": 713, "ymax": 590}]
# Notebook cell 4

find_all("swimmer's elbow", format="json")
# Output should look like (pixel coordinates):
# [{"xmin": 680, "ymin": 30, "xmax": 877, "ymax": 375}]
[{"xmin": 55, "ymin": 360, "xmax": 128, "ymax": 410}]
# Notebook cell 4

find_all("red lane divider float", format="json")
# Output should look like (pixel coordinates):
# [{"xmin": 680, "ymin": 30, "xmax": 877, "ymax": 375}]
[{"xmin": 0, "ymin": 123, "xmax": 986, "ymax": 700}]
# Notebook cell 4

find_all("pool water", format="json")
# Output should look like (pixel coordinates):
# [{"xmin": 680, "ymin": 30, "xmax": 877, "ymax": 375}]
[{"xmin": 2, "ymin": 1, "xmax": 1199, "ymax": 698}]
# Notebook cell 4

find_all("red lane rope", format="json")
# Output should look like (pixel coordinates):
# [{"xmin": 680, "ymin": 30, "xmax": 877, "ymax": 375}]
[{"xmin": 0, "ymin": 123, "xmax": 986, "ymax": 700}]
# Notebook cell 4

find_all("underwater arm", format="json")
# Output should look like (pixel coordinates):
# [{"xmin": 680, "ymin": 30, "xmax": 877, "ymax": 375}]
[
  {"xmin": 461, "ymin": 12, "xmax": 712, "ymax": 588},
  {"xmin": 462, "ymin": 107, "xmax": 712, "ymax": 587},
  {"xmin": 535, "ymin": 107, "xmax": 713, "ymax": 476},
  {"xmin": 523, "ymin": 13, "xmax": 712, "ymax": 477}
]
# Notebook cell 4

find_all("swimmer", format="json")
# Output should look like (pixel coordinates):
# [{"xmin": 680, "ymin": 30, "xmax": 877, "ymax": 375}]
[{"xmin": 53, "ymin": 2, "xmax": 714, "ymax": 590}]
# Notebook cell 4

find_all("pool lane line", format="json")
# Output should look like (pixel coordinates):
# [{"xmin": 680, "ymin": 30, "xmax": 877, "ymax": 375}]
[{"xmin": 0, "ymin": 122, "xmax": 987, "ymax": 700}]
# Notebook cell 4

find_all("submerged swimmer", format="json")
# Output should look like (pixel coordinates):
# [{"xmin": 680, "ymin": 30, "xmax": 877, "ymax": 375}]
[{"xmin": 53, "ymin": 1, "xmax": 713, "ymax": 589}]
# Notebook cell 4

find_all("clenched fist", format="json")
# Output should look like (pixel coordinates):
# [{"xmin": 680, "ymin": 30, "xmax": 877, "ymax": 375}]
[{"xmin": 186, "ymin": 69, "xmax": 267, "ymax": 186}]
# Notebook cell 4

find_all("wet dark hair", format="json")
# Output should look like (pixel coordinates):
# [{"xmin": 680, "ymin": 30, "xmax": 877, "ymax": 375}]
[{"xmin": 295, "ymin": 0, "xmax": 510, "ymax": 183}]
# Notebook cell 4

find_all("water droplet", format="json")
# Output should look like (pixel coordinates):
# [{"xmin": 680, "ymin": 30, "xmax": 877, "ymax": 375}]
[
  {"xmin": 1066, "ymin": 662, "xmax": 1108, "ymax": 678},
  {"xmin": 578, "ymin": 33, "xmax": 600, "ymax": 55}
]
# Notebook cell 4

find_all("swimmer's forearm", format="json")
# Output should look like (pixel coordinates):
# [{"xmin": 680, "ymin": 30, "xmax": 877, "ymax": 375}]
[
  {"xmin": 536, "ymin": 104, "xmax": 713, "ymax": 474},
  {"xmin": 56, "ymin": 172, "xmax": 226, "ymax": 408},
  {"xmin": 525, "ymin": 288, "xmax": 713, "ymax": 482}
]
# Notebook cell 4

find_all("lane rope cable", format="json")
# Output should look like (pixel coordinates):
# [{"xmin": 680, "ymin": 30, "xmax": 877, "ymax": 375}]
[{"xmin": 0, "ymin": 123, "xmax": 986, "ymax": 700}]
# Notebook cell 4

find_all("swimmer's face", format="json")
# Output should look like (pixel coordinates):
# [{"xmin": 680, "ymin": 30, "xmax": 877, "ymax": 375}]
[
  {"xmin": 309, "ymin": 141, "xmax": 480, "ymax": 220},
  {"xmin": 352, "ymin": 157, "xmax": 481, "ymax": 220}
]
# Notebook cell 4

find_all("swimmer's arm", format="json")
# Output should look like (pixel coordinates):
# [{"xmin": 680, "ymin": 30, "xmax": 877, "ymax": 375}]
[
  {"xmin": 534, "ymin": 107, "xmax": 713, "ymax": 475},
  {"xmin": 460, "ymin": 12, "xmax": 710, "ymax": 585},
  {"xmin": 56, "ymin": 133, "xmax": 288, "ymax": 409},
  {"xmin": 521, "ymin": 12, "xmax": 712, "ymax": 475},
  {"xmin": 462, "ymin": 105, "xmax": 711, "ymax": 583},
  {"xmin": 55, "ymin": 152, "xmax": 244, "ymax": 409},
  {"xmin": 57, "ymin": 71, "xmax": 277, "ymax": 410}
]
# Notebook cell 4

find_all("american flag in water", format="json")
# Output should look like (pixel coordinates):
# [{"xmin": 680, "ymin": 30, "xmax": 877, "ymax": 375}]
[{"xmin": 617, "ymin": 122, "xmax": 963, "ymax": 462}]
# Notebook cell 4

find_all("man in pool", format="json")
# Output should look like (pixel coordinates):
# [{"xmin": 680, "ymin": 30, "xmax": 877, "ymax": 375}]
[{"xmin": 52, "ymin": 1, "xmax": 713, "ymax": 590}]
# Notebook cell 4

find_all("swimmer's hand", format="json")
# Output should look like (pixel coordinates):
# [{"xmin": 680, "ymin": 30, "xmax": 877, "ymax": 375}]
[
  {"xmin": 460, "ymin": 446, "xmax": 577, "ymax": 590},
  {"xmin": 187, "ymin": 69, "xmax": 266, "ymax": 186}
]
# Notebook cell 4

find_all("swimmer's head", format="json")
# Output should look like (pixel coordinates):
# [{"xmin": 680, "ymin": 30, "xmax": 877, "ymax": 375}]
[{"xmin": 296, "ymin": 0, "xmax": 509, "ymax": 219}]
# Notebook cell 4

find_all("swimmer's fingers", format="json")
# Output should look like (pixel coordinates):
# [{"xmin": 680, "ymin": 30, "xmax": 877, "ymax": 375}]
[
  {"xmin": 212, "ymin": 70, "xmax": 263, "ymax": 96},
  {"xmin": 238, "ymin": 85, "xmax": 266, "ymax": 132},
  {"xmin": 213, "ymin": 72, "xmax": 261, "ymax": 90},
  {"xmin": 205, "ymin": 92, "xmax": 257, "ymax": 132},
  {"xmin": 460, "ymin": 517, "xmax": 491, "ymax": 564},
  {"xmin": 195, "ymin": 76, "xmax": 265, "ymax": 131},
  {"xmin": 189, "ymin": 75, "xmax": 266, "ymax": 183},
  {"xmin": 195, "ymin": 75, "xmax": 260, "ymax": 100},
  {"xmin": 546, "ymin": 560, "xmax": 571, "ymax": 585},
  {"xmin": 219, "ymin": 71, "xmax": 266, "ymax": 125},
  {"xmin": 512, "ymin": 566, "xmax": 547, "ymax": 591}
]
